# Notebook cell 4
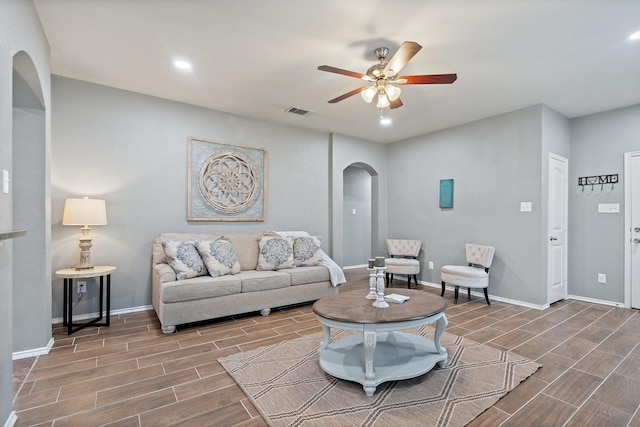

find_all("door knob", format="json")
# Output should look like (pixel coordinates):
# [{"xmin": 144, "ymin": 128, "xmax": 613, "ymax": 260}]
[{"xmin": 550, "ymin": 236, "xmax": 558, "ymax": 241}]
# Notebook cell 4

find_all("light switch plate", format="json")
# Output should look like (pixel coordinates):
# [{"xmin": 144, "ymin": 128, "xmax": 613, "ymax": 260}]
[
  {"xmin": 598, "ymin": 203, "xmax": 619, "ymax": 213},
  {"xmin": 2, "ymin": 169, "xmax": 8, "ymax": 194},
  {"xmin": 520, "ymin": 202, "xmax": 532, "ymax": 212}
]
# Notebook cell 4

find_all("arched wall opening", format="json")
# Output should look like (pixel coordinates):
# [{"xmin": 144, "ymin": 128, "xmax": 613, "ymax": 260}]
[
  {"xmin": 342, "ymin": 162, "xmax": 379, "ymax": 267},
  {"xmin": 12, "ymin": 50, "xmax": 51, "ymax": 354}
]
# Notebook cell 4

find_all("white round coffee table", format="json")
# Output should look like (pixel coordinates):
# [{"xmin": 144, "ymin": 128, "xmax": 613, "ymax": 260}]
[{"xmin": 312, "ymin": 289, "xmax": 448, "ymax": 396}]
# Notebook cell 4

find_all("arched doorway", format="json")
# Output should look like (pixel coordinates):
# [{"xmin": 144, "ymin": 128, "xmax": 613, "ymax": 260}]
[
  {"xmin": 12, "ymin": 51, "xmax": 51, "ymax": 354},
  {"xmin": 342, "ymin": 162, "xmax": 379, "ymax": 267}
]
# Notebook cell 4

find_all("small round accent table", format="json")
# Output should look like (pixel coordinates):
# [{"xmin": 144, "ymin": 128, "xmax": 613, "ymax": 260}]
[
  {"xmin": 312, "ymin": 289, "xmax": 448, "ymax": 396},
  {"xmin": 55, "ymin": 266, "xmax": 116, "ymax": 335}
]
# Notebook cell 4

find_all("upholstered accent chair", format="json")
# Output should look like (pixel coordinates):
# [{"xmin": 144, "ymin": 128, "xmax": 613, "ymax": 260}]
[
  {"xmin": 385, "ymin": 239, "xmax": 422, "ymax": 288},
  {"xmin": 441, "ymin": 243, "xmax": 495, "ymax": 304}
]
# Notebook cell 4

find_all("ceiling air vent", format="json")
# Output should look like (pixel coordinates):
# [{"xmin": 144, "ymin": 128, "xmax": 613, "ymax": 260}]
[{"xmin": 286, "ymin": 106, "xmax": 314, "ymax": 117}]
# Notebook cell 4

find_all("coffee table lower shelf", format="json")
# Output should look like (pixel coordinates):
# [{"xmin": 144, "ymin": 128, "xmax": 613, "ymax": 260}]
[{"xmin": 318, "ymin": 331, "xmax": 448, "ymax": 396}]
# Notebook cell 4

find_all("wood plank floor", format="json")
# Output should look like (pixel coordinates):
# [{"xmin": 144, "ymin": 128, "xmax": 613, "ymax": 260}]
[{"xmin": 12, "ymin": 268, "xmax": 640, "ymax": 426}]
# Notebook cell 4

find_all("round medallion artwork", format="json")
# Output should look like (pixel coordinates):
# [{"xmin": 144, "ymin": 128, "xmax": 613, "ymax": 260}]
[{"xmin": 198, "ymin": 152, "xmax": 259, "ymax": 213}]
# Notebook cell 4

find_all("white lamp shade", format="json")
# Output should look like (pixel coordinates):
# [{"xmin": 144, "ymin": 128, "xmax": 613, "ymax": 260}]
[
  {"xmin": 360, "ymin": 86, "xmax": 377, "ymax": 103},
  {"xmin": 385, "ymin": 84, "xmax": 401, "ymax": 101},
  {"xmin": 62, "ymin": 197, "xmax": 107, "ymax": 226},
  {"xmin": 376, "ymin": 93, "xmax": 390, "ymax": 108}
]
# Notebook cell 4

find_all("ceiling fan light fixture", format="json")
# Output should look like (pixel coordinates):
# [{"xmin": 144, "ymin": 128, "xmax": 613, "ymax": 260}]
[
  {"xmin": 385, "ymin": 84, "xmax": 401, "ymax": 101},
  {"xmin": 361, "ymin": 85, "xmax": 377, "ymax": 103}
]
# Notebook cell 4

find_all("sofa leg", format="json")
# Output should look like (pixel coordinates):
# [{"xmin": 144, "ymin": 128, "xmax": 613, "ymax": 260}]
[
  {"xmin": 440, "ymin": 281, "xmax": 446, "ymax": 297},
  {"xmin": 468, "ymin": 287, "xmax": 471, "ymax": 300},
  {"xmin": 407, "ymin": 275, "xmax": 411, "ymax": 289},
  {"xmin": 162, "ymin": 325, "xmax": 176, "ymax": 334},
  {"xmin": 454, "ymin": 286, "xmax": 459, "ymax": 304},
  {"xmin": 484, "ymin": 288, "xmax": 491, "ymax": 305},
  {"xmin": 260, "ymin": 308, "xmax": 271, "ymax": 316}
]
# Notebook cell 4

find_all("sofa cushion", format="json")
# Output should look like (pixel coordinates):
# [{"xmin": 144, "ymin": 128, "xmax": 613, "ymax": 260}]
[
  {"xmin": 235, "ymin": 270, "xmax": 291, "ymax": 292},
  {"xmin": 196, "ymin": 239, "xmax": 241, "ymax": 277},
  {"xmin": 154, "ymin": 233, "xmax": 221, "ymax": 265},
  {"xmin": 285, "ymin": 265, "xmax": 330, "ymax": 286},
  {"xmin": 162, "ymin": 240, "xmax": 207, "ymax": 280},
  {"xmin": 257, "ymin": 235, "xmax": 295, "ymax": 271},
  {"xmin": 161, "ymin": 275, "xmax": 242, "ymax": 303},
  {"xmin": 293, "ymin": 236, "xmax": 322, "ymax": 267},
  {"xmin": 224, "ymin": 233, "xmax": 261, "ymax": 271}
]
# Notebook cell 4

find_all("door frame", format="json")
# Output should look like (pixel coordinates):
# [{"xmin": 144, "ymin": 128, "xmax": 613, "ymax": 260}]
[
  {"xmin": 547, "ymin": 153, "xmax": 568, "ymax": 304},
  {"xmin": 623, "ymin": 151, "xmax": 640, "ymax": 308}
]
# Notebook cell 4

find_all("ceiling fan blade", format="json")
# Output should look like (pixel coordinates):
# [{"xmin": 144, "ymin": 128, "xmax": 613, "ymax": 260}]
[
  {"xmin": 328, "ymin": 86, "xmax": 369, "ymax": 103},
  {"xmin": 389, "ymin": 98, "xmax": 403, "ymax": 109},
  {"xmin": 382, "ymin": 41, "xmax": 422, "ymax": 77},
  {"xmin": 318, "ymin": 65, "xmax": 365, "ymax": 79},
  {"xmin": 397, "ymin": 74, "xmax": 458, "ymax": 85}
]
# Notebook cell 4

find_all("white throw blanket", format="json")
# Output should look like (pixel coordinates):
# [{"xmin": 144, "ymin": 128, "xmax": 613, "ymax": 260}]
[{"xmin": 273, "ymin": 231, "xmax": 346, "ymax": 287}]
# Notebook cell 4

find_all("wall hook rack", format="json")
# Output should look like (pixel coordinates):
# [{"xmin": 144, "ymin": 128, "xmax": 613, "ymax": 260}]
[{"xmin": 578, "ymin": 174, "xmax": 618, "ymax": 191}]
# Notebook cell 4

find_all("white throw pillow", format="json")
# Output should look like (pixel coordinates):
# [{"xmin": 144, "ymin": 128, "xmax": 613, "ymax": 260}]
[
  {"xmin": 196, "ymin": 239, "xmax": 241, "ymax": 277},
  {"xmin": 161, "ymin": 240, "xmax": 206, "ymax": 280},
  {"xmin": 293, "ymin": 236, "xmax": 322, "ymax": 267},
  {"xmin": 257, "ymin": 235, "xmax": 295, "ymax": 271}
]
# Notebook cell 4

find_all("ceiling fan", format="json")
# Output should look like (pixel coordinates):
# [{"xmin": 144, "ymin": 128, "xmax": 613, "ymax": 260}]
[{"xmin": 318, "ymin": 41, "xmax": 457, "ymax": 110}]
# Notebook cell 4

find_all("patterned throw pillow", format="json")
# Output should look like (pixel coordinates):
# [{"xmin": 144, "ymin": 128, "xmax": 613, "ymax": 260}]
[
  {"xmin": 293, "ymin": 236, "xmax": 322, "ymax": 267},
  {"xmin": 256, "ymin": 235, "xmax": 295, "ymax": 271},
  {"xmin": 196, "ymin": 240, "xmax": 241, "ymax": 277},
  {"xmin": 161, "ymin": 240, "xmax": 206, "ymax": 280}
]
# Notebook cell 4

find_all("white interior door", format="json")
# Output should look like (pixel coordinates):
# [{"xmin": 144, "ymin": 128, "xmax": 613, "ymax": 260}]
[
  {"xmin": 625, "ymin": 152, "xmax": 640, "ymax": 308},
  {"xmin": 548, "ymin": 154, "xmax": 568, "ymax": 304}
]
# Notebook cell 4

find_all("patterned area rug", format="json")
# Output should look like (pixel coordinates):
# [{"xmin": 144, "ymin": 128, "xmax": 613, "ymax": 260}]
[{"xmin": 219, "ymin": 327, "xmax": 541, "ymax": 427}]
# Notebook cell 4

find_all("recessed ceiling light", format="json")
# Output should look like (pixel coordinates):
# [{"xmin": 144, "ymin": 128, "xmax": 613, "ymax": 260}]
[
  {"xmin": 630, "ymin": 30, "xmax": 640, "ymax": 40},
  {"xmin": 174, "ymin": 60, "xmax": 192, "ymax": 70}
]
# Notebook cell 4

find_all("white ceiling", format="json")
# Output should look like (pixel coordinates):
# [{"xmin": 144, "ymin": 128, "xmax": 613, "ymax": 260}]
[{"xmin": 34, "ymin": 0, "xmax": 640, "ymax": 143}]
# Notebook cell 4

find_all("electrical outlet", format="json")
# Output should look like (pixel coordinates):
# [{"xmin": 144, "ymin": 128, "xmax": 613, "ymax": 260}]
[
  {"xmin": 597, "ymin": 274, "xmax": 606, "ymax": 284},
  {"xmin": 77, "ymin": 281, "xmax": 87, "ymax": 293},
  {"xmin": 428, "ymin": 261, "xmax": 434, "ymax": 270}
]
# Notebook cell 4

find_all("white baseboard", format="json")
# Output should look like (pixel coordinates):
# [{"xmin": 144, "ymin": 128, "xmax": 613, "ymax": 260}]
[
  {"xmin": 12, "ymin": 338, "xmax": 54, "ymax": 360},
  {"xmin": 421, "ymin": 280, "xmax": 623, "ymax": 310},
  {"xmin": 4, "ymin": 411, "xmax": 17, "ymax": 427},
  {"xmin": 51, "ymin": 304, "xmax": 153, "ymax": 325},
  {"xmin": 567, "ymin": 294, "xmax": 625, "ymax": 308},
  {"xmin": 421, "ymin": 281, "xmax": 549, "ymax": 310}
]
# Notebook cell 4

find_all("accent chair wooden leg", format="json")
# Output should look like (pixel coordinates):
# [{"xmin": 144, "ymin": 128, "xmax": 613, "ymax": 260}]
[
  {"xmin": 468, "ymin": 287, "xmax": 471, "ymax": 300},
  {"xmin": 440, "ymin": 281, "xmax": 446, "ymax": 296},
  {"xmin": 454, "ymin": 286, "xmax": 459, "ymax": 304},
  {"xmin": 385, "ymin": 273, "xmax": 389, "ymax": 287},
  {"xmin": 407, "ymin": 275, "xmax": 411, "ymax": 289},
  {"xmin": 413, "ymin": 275, "xmax": 418, "ymax": 287},
  {"xmin": 483, "ymin": 288, "xmax": 491, "ymax": 305}
]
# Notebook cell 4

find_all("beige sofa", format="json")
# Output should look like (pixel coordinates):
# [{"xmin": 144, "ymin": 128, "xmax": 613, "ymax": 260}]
[{"xmin": 152, "ymin": 232, "xmax": 342, "ymax": 334}]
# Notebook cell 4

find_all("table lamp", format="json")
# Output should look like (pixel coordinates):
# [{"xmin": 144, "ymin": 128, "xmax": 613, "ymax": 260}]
[{"xmin": 62, "ymin": 196, "xmax": 107, "ymax": 270}]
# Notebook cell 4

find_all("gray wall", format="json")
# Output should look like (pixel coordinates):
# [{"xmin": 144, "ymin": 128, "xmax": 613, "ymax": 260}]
[
  {"xmin": 387, "ymin": 105, "xmax": 551, "ymax": 305},
  {"xmin": 343, "ymin": 166, "xmax": 372, "ymax": 266},
  {"xmin": 569, "ymin": 104, "xmax": 640, "ymax": 302},
  {"xmin": 0, "ymin": 0, "xmax": 51, "ymax": 422},
  {"xmin": 51, "ymin": 76, "xmax": 334, "ymax": 318}
]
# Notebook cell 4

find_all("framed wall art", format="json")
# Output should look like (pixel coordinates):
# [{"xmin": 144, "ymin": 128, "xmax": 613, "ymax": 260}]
[
  {"xmin": 188, "ymin": 137, "xmax": 266, "ymax": 221},
  {"xmin": 439, "ymin": 178, "xmax": 454, "ymax": 209}
]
